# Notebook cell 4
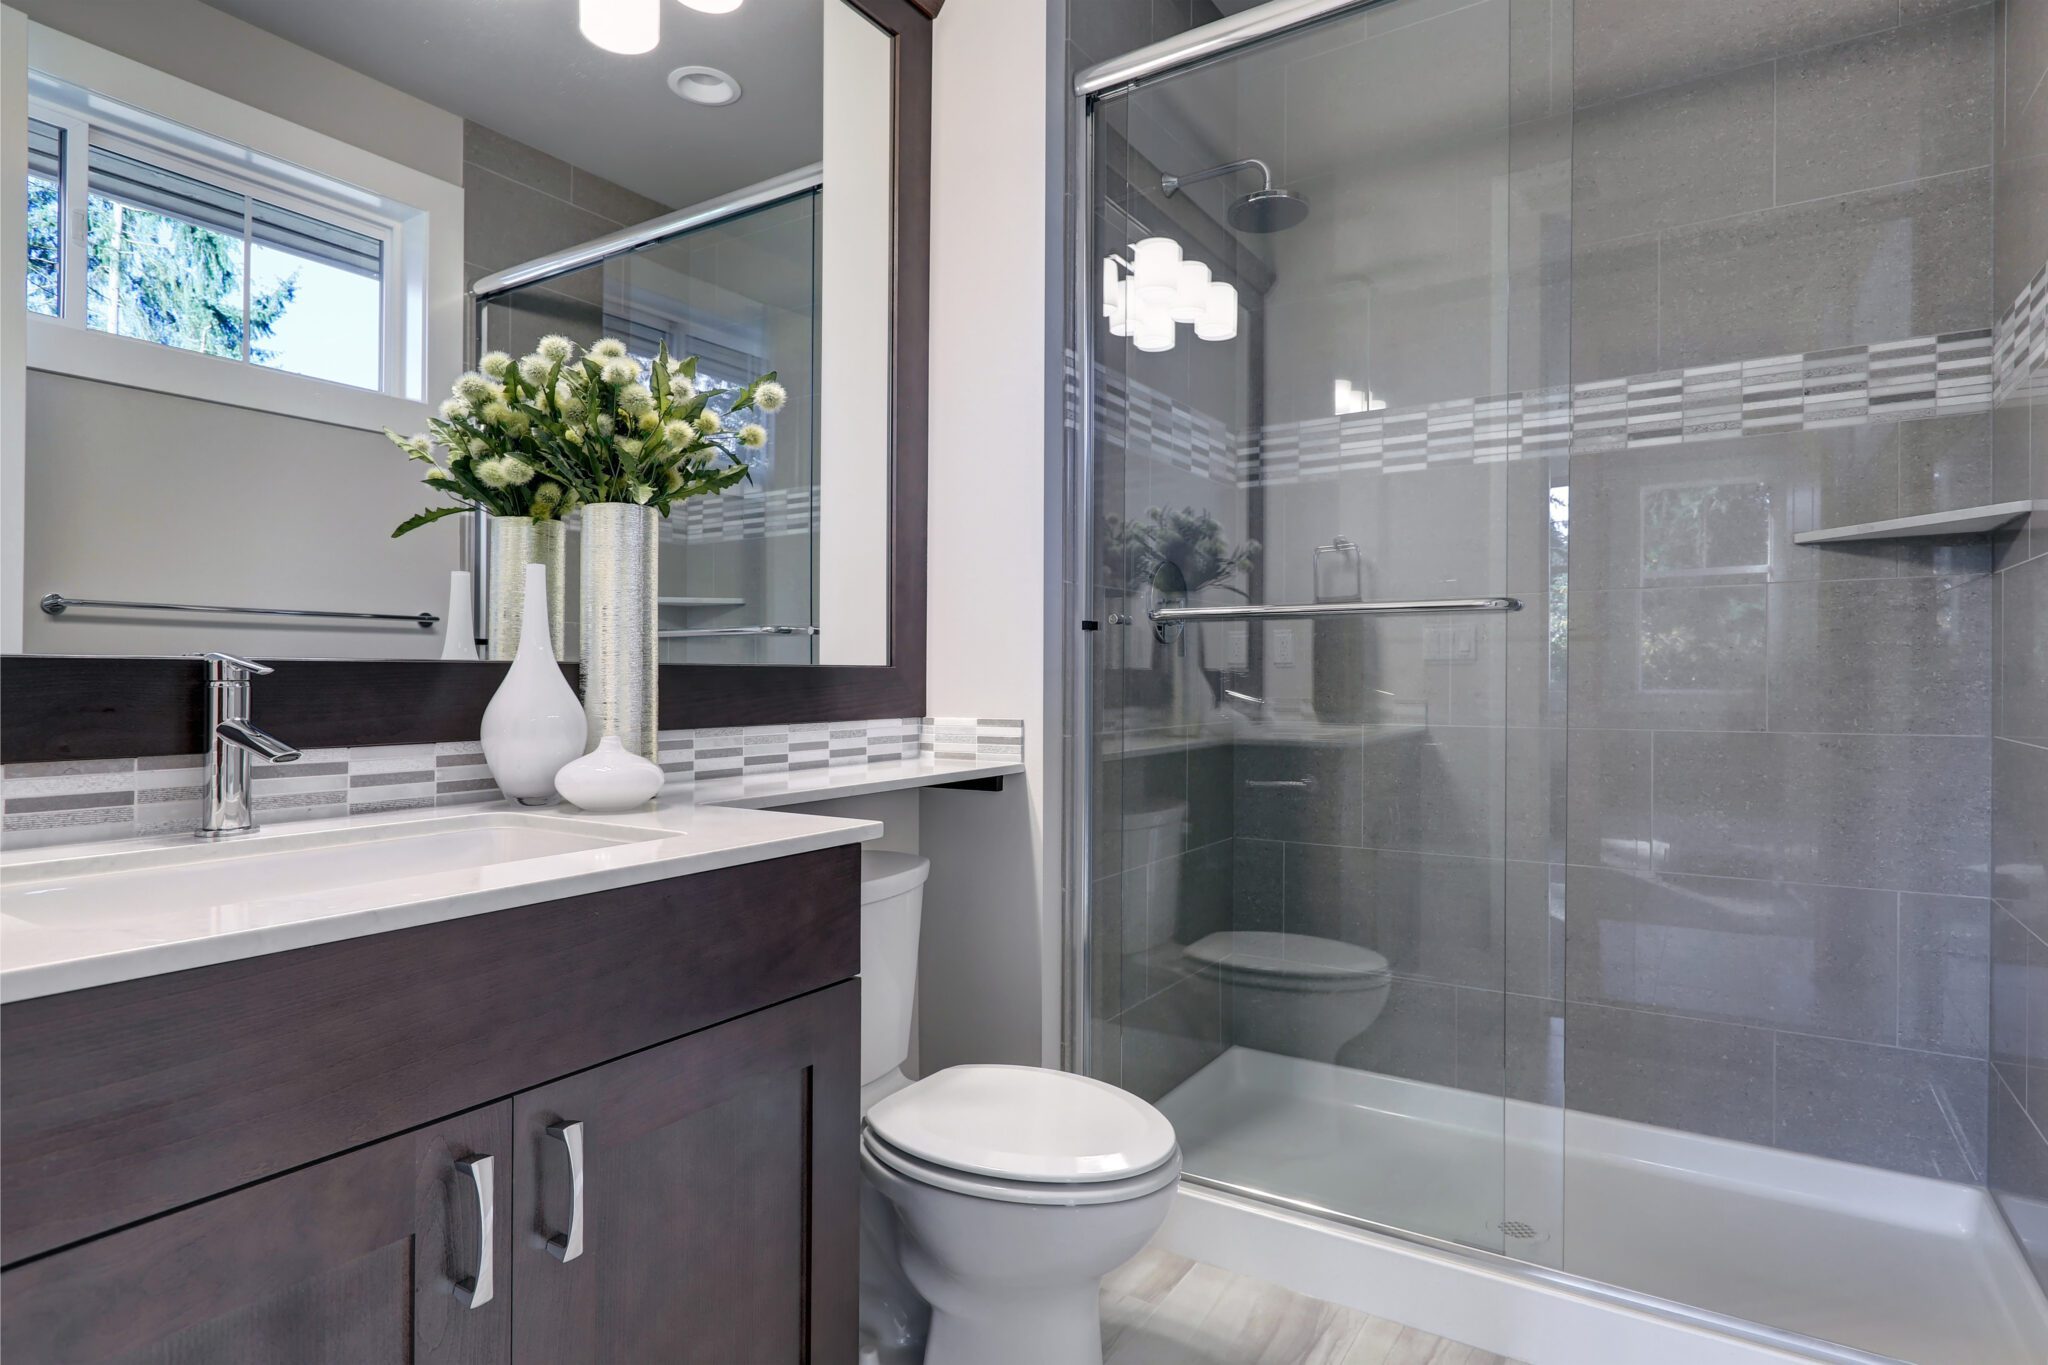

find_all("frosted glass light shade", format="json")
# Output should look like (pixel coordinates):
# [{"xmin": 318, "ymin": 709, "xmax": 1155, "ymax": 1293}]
[
  {"xmin": 581, "ymin": 0, "xmax": 658, "ymax": 52},
  {"xmin": 1194, "ymin": 280, "xmax": 1238, "ymax": 341},
  {"xmin": 1102, "ymin": 258, "xmax": 1121, "ymax": 318},
  {"xmin": 1170, "ymin": 260, "xmax": 1212, "ymax": 324},
  {"xmin": 1131, "ymin": 237, "xmax": 1182, "ymax": 308},
  {"xmin": 1132, "ymin": 305, "xmax": 1175, "ymax": 353},
  {"xmin": 1105, "ymin": 277, "xmax": 1131, "ymax": 337},
  {"xmin": 677, "ymin": 0, "xmax": 744, "ymax": 11}
]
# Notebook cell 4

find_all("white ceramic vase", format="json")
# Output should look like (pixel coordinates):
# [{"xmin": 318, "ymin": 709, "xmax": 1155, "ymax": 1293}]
[
  {"xmin": 554, "ymin": 734, "xmax": 666, "ymax": 812},
  {"xmin": 481, "ymin": 562, "xmax": 586, "ymax": 805}
]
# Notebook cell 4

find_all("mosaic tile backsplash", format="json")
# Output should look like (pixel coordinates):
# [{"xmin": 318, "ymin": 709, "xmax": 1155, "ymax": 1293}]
[{"xmin": 0, "ymin": 717, "xmax": 1025, "ymax": 851}]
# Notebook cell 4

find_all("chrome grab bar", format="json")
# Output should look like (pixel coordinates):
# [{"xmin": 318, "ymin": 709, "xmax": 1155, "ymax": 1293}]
[
  {"xmin": 42, "ymin": 593, "xmax": 437, "ymax": 627},
  {"xmin": 1150, "ymin": 597, "xmax": 1519, "ymax": 624},
  {"xmin": 658, "ymin": 625, "xmax": 821, "ymax": 639}
]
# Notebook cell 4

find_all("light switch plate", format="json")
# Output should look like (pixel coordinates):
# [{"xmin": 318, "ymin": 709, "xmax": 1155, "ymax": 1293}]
[{"xmin": 1273, "ymin": 626, "xmax": 1297, "ymax": 667}]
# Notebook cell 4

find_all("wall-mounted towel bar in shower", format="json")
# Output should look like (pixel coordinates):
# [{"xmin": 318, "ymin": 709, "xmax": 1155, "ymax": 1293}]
[
  {"xmin": 40, "ymin": 594, "xmax": 439, "ymax": 627},
  {"xmin": 1149, "ymin": 597, "xmax": 1520, "ymax": 624},
  {"xmin": 658, "ymin": 625, "xmax": 821, "ymax": 639}
]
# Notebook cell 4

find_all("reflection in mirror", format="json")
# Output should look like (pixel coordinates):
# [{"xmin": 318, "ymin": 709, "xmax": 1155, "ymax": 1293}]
[{"xmin": 7, "ymin": 0, "xmax": 894, "ymax": 668}]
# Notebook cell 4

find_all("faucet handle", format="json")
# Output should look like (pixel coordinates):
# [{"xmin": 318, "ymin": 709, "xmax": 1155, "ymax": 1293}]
[{"xmin": 198, "ymin": 651, "xmax": 274, "ymax": 681}]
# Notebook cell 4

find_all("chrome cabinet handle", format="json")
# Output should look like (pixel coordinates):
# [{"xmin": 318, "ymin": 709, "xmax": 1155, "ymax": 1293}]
[
  {"xmin": 454, "ymin": 1155, "xmax": 495, "ymax": 1308},
  {"xmin": 545, "ymin": 1120, "xmax": 585, "ymax": 1262},
  {"xmin": 1246, "ymin": 776, "xmax": 1318, "ymax": 791}
]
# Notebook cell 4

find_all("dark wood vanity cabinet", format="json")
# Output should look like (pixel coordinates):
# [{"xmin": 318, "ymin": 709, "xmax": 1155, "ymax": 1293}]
[{"xmin": 0, "ymin": 848, "xmax": 861, "ymax": 1365}]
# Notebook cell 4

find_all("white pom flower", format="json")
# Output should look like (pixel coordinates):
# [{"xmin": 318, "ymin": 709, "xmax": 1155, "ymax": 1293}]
[
  {"xmin": 753, "ymin": 380, "xmax": 787, "ymax": 413},
  {"xmin": 499, "ymin": 457, "xmax": 536, "ymax": 486},
  {"xmin": 663, "ymin": 420, "xmax": 694, "ymax": 445},
  {"xmin": 474, "ymin": 458, "xmax": 513, "ymax": 490},
  {"xmin": 438, "ymin": 398, "xmax": 466, "ymax": 421},
  {"xmin": 637, "ymin": 410, "xmax": 658, "ymax": 432},
  {"xmin": 565, "ymin": 428, "xmax": 585, "ymax": 447},
  {"xmin": 596, "ymin": 413, "xmax": 615, "ymax": 437},
  {"xmin": 618, "ymin": 381, "xmax": 653, "ymax": 412},
  {"xmin": 479, "ymin": 351, "xmax": 513, "ymax": 379},
  {"xmin": 537, "ymin": 334, "xmax": 574, "ymax": 363},
  {"xmin": 517, "ymin": 354, "xmax": 551, "ymax": 386},
  {"xmin": 600, "ymin": 357, "xmax": 638, "ymax": 386},
  {"xmin": 694, "ymin": 409, "xmax": 722, "ymax": 436},
  {"xmin": 453, "ymin": 372, "xmax": 493, "ymax": 404},
  {"xmin": 590, "ymin": 338, "xmax": 628, "ymax": 359},
  {"xmin": 425, "ymin": 466, "xmax": 452, "ymax": 483},
  {"xmin": 618, "ymin": 437, "xmax": 644, "ymax": 458},
  {"xmin": 468, "ymin": 437, "xmax": 491, "ymax": 457},
  {"xmin": 480, "ymin": 400, "xmax": 515, "ymax": 427},
  {"xmin": 737, "ymin": 422, "xmax": 767, "ymax": 449}
]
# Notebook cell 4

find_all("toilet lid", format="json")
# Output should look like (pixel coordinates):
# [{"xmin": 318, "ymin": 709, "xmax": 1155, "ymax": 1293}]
[
  {"xmin": 1183, "ymin": 931, "xmax": 1390, "ymax": 983},
  {"xmin": 865, "ymin": 1065, "xmax": 1178, "ymax": 1183}
]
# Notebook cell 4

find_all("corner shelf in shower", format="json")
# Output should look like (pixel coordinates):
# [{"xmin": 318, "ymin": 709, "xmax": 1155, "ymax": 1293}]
[
  {"xmin": 658, "ymin": 596, "xmax": 747, "ymax": 608},
  {"xmin": 1792, "ymin": 499, "xmax": 2042, "ymax": 545}
]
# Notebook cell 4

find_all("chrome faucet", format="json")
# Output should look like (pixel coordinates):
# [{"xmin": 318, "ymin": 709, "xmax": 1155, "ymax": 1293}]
[{"xmin": 196, "ymin": 652, "xmax": 301, "ymax": 839}]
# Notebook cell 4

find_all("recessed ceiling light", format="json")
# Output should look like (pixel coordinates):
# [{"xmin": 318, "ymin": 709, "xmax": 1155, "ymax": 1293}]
[
  {"xmin": 668, "ymin": 65, "xmax": 743, "ymax": 106},
  {"xmin": 677, "ymin": 0, "xmax": 744, "ymax": 12},
  {"xmin": 580, "ymin": 0, "xmax": 658, "ymax": 54}
]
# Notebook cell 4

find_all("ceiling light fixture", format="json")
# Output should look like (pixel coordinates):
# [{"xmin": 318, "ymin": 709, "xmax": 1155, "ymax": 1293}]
[
  {"xmin": 667, "ymin": 65, "xmax": 743, "ymax": 106},
  {"xmin": 677, "ymin": 0, "xmax": 745, "ymax": 11},
  {"xmin": 1103, "ymin": 240, "xmax": 1237, "ymax": 353},
  {"xmin": 580, "ymin": 0, "xmax": 659, "ymax": 54}
]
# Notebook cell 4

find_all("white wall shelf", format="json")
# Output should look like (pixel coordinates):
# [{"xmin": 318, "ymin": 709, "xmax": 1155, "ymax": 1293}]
[{"xmin": 1793, "ymin": 500, "xmax": 2042, "ymax": 545}]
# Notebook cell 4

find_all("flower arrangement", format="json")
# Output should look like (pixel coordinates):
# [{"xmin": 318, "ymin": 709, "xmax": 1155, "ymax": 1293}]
[
  {"xmin": 387, "ymin": 334, "xmax": 784, "ymax": 536},
  {"xmin": 1105, "ymin": 506, "xmax": 1260, "ymax": 598}
]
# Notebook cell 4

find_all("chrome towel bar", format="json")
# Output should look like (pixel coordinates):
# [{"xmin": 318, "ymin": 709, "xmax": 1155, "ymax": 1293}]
[
  {"xmin": 40, "ymin": 594, "xmax": 438, "ymax": 626},
  {"xmin": 658, "ymin": 624, "xmax": 820, "ymax": 639},
  {"xmin": 1149, "ymin": 597, "xmax": 1520, "ymax": 624}
]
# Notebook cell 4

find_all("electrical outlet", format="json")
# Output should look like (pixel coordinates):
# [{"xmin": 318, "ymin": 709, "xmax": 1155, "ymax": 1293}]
[
  {"xmin": 1425, "ymin": 624, "xmax": 1477, "ymax": 662},
  {"xmin": 1226, "ymin": 623, "xmax": 1249, "ymax": 670},
  {"xmin": 1273, "ymin": 626, "xmax": 1297, "ymax": 668}
]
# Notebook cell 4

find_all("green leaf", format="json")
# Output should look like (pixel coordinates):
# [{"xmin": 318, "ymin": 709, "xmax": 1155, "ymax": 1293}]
[{"xmin": 392, "ymin": 505, "xmax": 469, "ymax": 538}]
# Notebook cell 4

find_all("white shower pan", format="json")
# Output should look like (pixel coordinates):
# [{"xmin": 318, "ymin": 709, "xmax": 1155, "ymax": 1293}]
[{"xmin": 1155, "ymin": 1047, "xmax": 2048, "ymax": 1365}]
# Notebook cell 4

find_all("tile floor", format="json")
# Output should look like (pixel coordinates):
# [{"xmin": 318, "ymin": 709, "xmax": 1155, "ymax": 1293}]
[{"xmin": 1102, "ymin": 1250, "xmax": 1524, "ymax": 1365}]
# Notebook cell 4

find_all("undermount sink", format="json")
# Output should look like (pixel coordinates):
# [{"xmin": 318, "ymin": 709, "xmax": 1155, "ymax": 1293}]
[{"xmin": 1, "ymin": 812, "xmax": 672, "ymax": 940}]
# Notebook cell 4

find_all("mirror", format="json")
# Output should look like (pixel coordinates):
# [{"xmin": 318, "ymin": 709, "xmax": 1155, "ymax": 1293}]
[{"xmin": 7, "ymin": 0, "xmax": 895, "ymax": 667}]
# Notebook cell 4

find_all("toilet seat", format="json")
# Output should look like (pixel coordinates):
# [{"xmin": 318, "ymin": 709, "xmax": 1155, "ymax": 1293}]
[
  {"xmin": 865, "ymin": 1064, "xmax": 1179, "ymax": 1184},
  {"xmin": 861, "ymin": 1128, "xmax": 1180, "ymax": 1207},
  {"xmin": 1184, "ymin": 930, "xmax": 1390, "ymax": 991}
]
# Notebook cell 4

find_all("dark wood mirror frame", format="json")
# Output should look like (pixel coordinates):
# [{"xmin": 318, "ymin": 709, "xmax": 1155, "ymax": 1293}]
[{"xmin": 0, "ymin": 0, "xmax": 940, "ymax": 766}]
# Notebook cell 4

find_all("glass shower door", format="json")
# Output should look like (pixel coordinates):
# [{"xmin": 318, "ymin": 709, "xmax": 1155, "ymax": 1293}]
[{"xmin": 1079, "ymin": 0, "xmax": 1568, "ymax": 1263}]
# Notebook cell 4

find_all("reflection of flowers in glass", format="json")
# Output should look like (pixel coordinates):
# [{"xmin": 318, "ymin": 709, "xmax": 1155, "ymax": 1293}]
[{"xmin": 1105, "ymin": 506, "xmax": 1259, "ymax": 597}]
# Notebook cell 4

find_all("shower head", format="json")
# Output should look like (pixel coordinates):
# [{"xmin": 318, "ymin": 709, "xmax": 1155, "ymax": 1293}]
[{"xmin": 1161, "ymin": 157, "xmax": 1309, "ymax": 234}]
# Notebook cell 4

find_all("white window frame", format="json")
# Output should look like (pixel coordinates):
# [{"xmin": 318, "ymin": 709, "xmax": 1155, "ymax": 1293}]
[{"xmin": 20, "ymin": 22, "xmax": 462, "ymax": 433}]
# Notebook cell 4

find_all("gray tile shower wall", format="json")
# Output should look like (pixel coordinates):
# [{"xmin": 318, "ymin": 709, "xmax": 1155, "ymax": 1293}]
[
  {"xmin": 1989, "ymin": 0, "xmax": 2048, "ymax": 1290},
  {"xmin": 0, "ymin": 718, "xmax": 1024, "ymax": 850},
  {"xmin": 1556, "ymin": 0, "xmax": 2000, "ymax": 1184}
]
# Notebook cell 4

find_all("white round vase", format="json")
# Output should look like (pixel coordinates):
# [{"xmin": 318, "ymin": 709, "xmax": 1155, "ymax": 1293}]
[
  {"xmin": 554, "ymin": 734, "xmax": 666, "ymax": 812},
  {"xmin": 480, "ymin": 562, "xmax": 586, "ymax": 805}
]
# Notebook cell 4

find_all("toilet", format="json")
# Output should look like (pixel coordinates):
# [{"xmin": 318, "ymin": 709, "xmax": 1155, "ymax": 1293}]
[
  {"xmin": 1183, "ymin": 930, "xmax": 1392, "ymax": 1063},
  {"xmin": 856, "ymin": 852, "xmax": 1181, "ymax": 1365}
]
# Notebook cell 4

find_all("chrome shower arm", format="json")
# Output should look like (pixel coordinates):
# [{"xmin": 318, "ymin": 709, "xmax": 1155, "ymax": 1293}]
[{"xmin": 1161, "ymin": 157, "xmax": 1276, "ymax": 198}]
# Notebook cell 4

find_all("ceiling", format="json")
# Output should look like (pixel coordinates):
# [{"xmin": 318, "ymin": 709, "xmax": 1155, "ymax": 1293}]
[{"xmin": 200, "ymin": 0, "xmax": 827, "ymax": 211}]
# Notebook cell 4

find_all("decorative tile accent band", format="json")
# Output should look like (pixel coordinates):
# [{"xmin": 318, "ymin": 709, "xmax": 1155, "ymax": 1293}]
[
  {"xmin": 666, "ymin": 486, "xmax": 818, "ymax": 543},
  {"xmin": 1081, "ymin": 326, "xmax": 1997, "ymax": 491},
  {"xmin": 1995, "ymin": 258, "xmax": 2048, "ymax": 403},
  {"xmin": 0, "ymin": 717, "xmax": 1025, "ymax": 851}
]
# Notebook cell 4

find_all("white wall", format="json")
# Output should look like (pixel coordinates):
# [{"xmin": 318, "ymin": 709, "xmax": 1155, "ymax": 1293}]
[
  {"xmin": 918, "ymin": 0, "xmax": 1064, "ymax": 1071},
  {"xmin": 817, "ymin": 0, "xmax": 893, "ymax": 666}
]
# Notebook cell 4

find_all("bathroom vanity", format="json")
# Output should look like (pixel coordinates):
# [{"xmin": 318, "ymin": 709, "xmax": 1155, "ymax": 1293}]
[{"xmin": 0, "ymin": 803, "xmax": 874, "ymax": 1364}]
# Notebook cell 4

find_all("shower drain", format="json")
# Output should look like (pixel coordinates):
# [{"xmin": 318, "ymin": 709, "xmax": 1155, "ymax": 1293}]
[{"xmin": 1496, "ymin": 1220, "xmax": 1547, "ymax": 1243}]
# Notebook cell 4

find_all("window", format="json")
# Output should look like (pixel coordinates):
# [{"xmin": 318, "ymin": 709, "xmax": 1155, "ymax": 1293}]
[
  {"xmin": 29, "ymin": 111, "xmax": 392, "ymax": 391},
  {"xmin": 18, "ymin": 39, "xmax": 459, "ymax": 425}
]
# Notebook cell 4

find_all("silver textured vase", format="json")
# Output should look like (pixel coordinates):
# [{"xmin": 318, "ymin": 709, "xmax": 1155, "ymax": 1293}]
[
  {"xmin": 486, "ymin": 515, "xmax": 566, "ymax": 661},
  {"xmin": 578, "ymin": 502, "xmax": 659, "ymax": 762}
]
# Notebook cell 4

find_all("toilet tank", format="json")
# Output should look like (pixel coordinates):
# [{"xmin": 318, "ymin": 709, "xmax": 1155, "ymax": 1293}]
[{"xmin": 860, "ymin": 851, "xmax": 932, "ymax": 1087}]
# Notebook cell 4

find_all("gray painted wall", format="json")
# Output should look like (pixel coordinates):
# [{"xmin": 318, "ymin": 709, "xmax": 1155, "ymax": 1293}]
[{"xmin": 1989, "ymin": 0, "xmax": 2048, "ymax": 1293}]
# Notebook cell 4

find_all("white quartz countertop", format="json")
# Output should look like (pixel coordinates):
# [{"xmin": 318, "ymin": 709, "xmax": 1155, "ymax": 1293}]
[{"xmin": 0, "ymin": 798, "xmax": 879, "ymax": 1004}]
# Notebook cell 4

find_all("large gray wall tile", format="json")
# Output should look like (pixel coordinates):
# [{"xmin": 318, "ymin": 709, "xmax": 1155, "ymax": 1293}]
[
  {"xmin": 1564, "ymin": 1002, "xmax": 1775, "ymax": 1144},
  {"xmin": 1359, "ymin": 726, "xmax": 1506, "ymax": 860},
  {"xmin": 1572, "ymin": 0, "xmax": 1901, "ymax": 108},
  {"xmin": 1657, "ymin": 170, "xmax": 1993, "ymax": 369},
  {"xmin": 1235, "ymin": 733, "xmax": 1366, "ymax": 846},
  {"xmin": 1766, "ymin": 575, "xmax": 1995, "ymax": 735},
  {"xmin": 1900, "ymin": 894, "xmax": 1993, "ymax": 1056},
  {"xmin": 1571, "ymin": 63, "xmax": 1775, "ymax": 246},
  {"xmin": 1569, "ymin": 233, "xmax": 1660, "ymax": 383},
  {"xmin": 1994, "ymin": 738, "xmax": 2048, "ymax": 933},
  {"xmin": 1773, "ymin": 1033, "xmax": 1987, "ymax": 1180},
  {"xmin": 2000, "ymin": 553, "xmax": 2048, "ymax": 745},
  {"xmin": 1567, "ymin": 866, "xmax": 1903, "ymax": 1044},
  {"xmin": 1651, "ymin": 730, "xmax": 1992, "ymax": 895},
  {"xmin": 1775, "ymin": 6, "xmax": 1996, "ymax": 204},
  {"xmin": 1283, "ymin": 843, "xmax": 1505, "ymax": 991},
  {"xmin": 1990, "ymin": 1076, "xmax": 2048, "ymax": 1284},
  {"xmin": 1566, "ymin": 727, "xmax": 1654, "ymax": 870},
  {"xmin": 1568, "ymin": 586, "xmax": 1767, "ymax": 731}
]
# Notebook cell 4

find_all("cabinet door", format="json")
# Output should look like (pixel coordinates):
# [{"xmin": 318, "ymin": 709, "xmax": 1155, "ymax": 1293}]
[
  {"xmin": 2, "ymin": 1103, "xmax": 512, "ymax": 1365},
  {"xmin": 511, "ymin": 980, "xmax": 858, "ymax": 1365}
]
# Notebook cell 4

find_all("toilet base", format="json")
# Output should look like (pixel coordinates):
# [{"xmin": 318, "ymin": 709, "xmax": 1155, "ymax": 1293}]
[{"xmin": 922, "ymin": 1284, "xmax": 1105, "ymax": 1365}]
